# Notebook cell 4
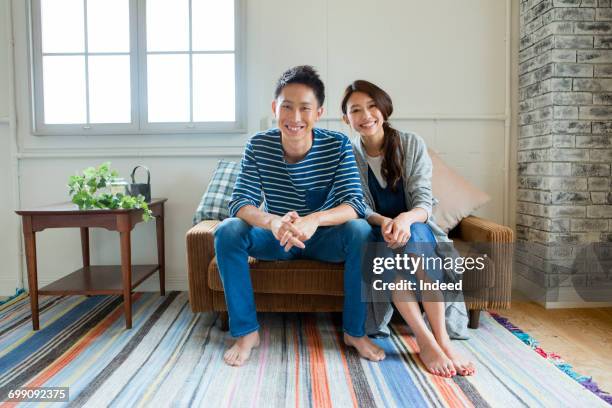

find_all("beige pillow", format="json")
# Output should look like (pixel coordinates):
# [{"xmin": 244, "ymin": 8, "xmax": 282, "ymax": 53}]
[{"xmin": 428, "ymin": 149, "xmax": 491, "ymax": 233}]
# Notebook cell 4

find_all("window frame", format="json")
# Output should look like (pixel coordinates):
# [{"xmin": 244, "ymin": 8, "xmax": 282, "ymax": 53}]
[{"xmin": 29, "ymin": 0, "xmax": 246, "ymax": 136}]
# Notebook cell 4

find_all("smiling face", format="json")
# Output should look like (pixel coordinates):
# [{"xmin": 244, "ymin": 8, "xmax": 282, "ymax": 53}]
[
  {"xmin": 343, "ymin": 91, "xmax": 385, "ymax": 139},
  {"xmin": 272, "ymin": 83, "xmax": 324, "ymax": 141}
]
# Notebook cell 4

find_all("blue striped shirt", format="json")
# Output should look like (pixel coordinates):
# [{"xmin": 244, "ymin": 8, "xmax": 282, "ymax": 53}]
[{"xmin": 228, "ymin": 128, "xmax": 367, "ymax": 218}]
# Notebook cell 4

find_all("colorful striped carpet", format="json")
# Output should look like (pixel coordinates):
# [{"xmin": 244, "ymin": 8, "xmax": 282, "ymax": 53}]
[{"xmin": 0, "ymin": 291, "xmax": 609, "ymax": 407}]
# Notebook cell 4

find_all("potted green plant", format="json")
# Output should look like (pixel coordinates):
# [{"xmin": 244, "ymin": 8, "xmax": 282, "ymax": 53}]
[{"xmin": 68, "ymin": 162, "xmax": 153, "ymax": 221}]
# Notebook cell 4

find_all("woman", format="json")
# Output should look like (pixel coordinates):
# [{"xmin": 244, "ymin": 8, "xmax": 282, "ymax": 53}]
[{"xmin": 341, "ymin": 80, "xmax": 475, "ymax": 377}]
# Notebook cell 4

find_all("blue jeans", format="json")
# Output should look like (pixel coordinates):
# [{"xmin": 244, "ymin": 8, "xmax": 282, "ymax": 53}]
[
  {"xmin": 214, "ymin": 217, "xmax": 372, "ymax": 337},
  {"xmin": 372, "ymin": 222, "xmax": 445, "ymax": 293}
]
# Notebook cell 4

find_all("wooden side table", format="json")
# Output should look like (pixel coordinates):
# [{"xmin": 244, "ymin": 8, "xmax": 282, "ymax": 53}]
[{"xmin": 15, "ymin": 198, "xmax": 167, "ymax": 330}]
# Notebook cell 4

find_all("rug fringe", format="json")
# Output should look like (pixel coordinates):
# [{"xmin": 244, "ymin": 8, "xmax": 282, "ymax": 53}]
[{"xmin": 489, "ymin": 311, "xmax": 612, "ymax": 406}]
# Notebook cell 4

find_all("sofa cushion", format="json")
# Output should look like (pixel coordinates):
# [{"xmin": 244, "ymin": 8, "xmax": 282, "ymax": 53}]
[
  {"xmin": 193, "ymin": 160, "xmax": 240, "ymax": 224},
  {"xmin": 208, "ymin": 239, "xmax": 494, "ymax": 294},
  {"xmin": 208, "ymin": 257, "xmax": 345, "ymax": 296},
  {"xmin": 428, "ymin": 149, "xmax": 491, "ymax": 234}
]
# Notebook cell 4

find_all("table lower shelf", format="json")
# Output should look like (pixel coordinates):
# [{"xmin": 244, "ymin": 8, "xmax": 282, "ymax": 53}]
[{"xmin": 38, "ymin": 265, "xmax": 161, "ymax": 296}]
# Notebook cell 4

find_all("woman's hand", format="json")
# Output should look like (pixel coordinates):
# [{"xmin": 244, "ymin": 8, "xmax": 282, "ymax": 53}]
[{"xmin": 382, "ymin": 213, "xmax": 413, "ymax": 249}]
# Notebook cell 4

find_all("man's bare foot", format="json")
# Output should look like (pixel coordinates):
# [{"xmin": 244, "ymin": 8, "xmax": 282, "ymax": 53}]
[
  {"xmin": 224, "ymin": 331, "xmax": 260, "ymax": 366},
  {"xmin": 416, "ymin": 336, "xmax": 456, "ymax": 377},
  {"xmin": 343, "ymin": 333, "xmax": 386, "ymax": 361},
  {"xmin": 439, "ymin": 339, "xmax": 476, "ymax": 376}
]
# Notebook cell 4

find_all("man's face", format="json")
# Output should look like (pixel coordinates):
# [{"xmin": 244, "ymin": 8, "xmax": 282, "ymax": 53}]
[{"xmin": 272, "ymin": 83, "xmax": 324, "ymax": 141}]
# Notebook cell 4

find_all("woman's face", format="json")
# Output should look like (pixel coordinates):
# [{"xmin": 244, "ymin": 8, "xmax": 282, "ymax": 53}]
[{"xmin": 343, "ymin": 92, "xmax": 385, "ymax": 139}]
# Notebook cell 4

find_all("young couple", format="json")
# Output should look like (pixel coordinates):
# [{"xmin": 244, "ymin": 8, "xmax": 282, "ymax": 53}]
[{"xmin": 214, "ymin": 66, "xmax": 475, "ymax": 377}]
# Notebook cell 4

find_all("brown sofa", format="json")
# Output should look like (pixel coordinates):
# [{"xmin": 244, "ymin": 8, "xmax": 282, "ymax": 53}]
[{"xmin": 186, "ymin": 215, "xmax": 513, "ymax": 330}]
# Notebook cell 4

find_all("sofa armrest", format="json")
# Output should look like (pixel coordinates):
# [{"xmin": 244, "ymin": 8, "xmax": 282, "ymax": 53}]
[
  {"xmin": 186, "ymin": 220, "xmax": 220, "ymax": 312},
  {"xmin": 455, "ymin": 215, "xmax": 514, "ymax": 310},
  {"xmin": 455, "ymin": 215, "xmax": 514, "ymax": 244}
]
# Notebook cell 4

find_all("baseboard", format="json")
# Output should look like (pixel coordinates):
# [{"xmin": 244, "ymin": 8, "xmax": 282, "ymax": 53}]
[{"xmin": 514, "ymin": 275, "xmax": 612, "ymax": 309}]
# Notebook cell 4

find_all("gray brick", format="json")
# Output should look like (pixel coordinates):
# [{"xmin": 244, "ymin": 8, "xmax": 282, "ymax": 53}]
[
  {"xmin": 520, "ymin": 106, "xmax": 553, "ymax": 124},
  {"xmin": 578, "ymin": 50, "xmax": 612, "ymax": 63},
  {"xmin": 517, "ymin": 213, "xmax": 552, "ymax": 230},
  {"xmin": 556, "ymin": 35, "xmax": 593, "ymax": 48},
  {"xmin": 579, "ymin": 105, "xmax": 612, "ymax": 119},
  {"xmin": 572, "ymin": 163, "xmax": 610, "ymax": 176},
  {"xmin": 553, "ymin": 92, "xmax": 592, "ymax": 105},
  {"xmin": 553, "ymin": 8, "xmax": 596, "ymax": 20},
  {"xmin": 533, "ymin": 22, "xmax": 573, "ymax": 43},
  {"xmin": 574, "ymin": 22, "xmax": 612, "ymax": 33},
  {"xmin": 552, "ymin": 0, "xmax": 581, "ymax": 6},
  {"xmin": 552, "ymin": 191, "xmax": 591, "ymax": 203},
  {"xmin": 599, "ymin": 0, "xmax": 611, "ymax": 7},
  {"xmin": 554, "ymin": 106, "xmax": 579, "ymax": 119},
  {"xmin": 548, "ymin": 205, "xmax": 587, "ymax": 217},
  {"xmin": 518, "ymin": 189, "xmax": 553, "ymax": 203},
  {"xmin": 571, "ymin": 219, "xmax": 609, "ymax": 231},
  {"xmin": 590, "ymin": 148, "xmax": 612, "ymax": 161},
  {"xmin": 552, "ymin": 134, "xmax": 576, "ymax": 147},
  {"xmin": 521, "ymin": 37, "xmax": 555, "ymax": 63},
  {"xmin": 521, "ymin": 120, "xmax": 553, "ymax": 137},
  {"xmin": 587, "ymin": 205, "xmax": 612, "ymax": 217},
  {"xmin": 521, "ymin": 79, "xmax": 552, "ymax": 100},
  {"xmin": 576, "ymin": 134, "xmax": 612, "ymax": 147},
  {"xmin": 573, "ymin": 78, "xmax": 612, "ymax": 91},
  {"xmin": 549, "ymin": 148, "xmax": 590, "ymax": 161},
  {"xmin": 588, "ymin": 177, "xmax": 611, "ymax": 190},
  {"xmin": 591, "ymin": 192, "xmax": 609, "ymax": 203},
  {"xmin": 519, "ymin": 135, "xmax": 553, "ymax": 149},
  {"xmin": 579, "ymin": 0, "xmax": 597, "ymax": 6},
  {"xmin": 553, "ymin": 162, "xmax": 573, "ymax": 174},
  {"xmin": 519, "ymin": 162, "xmax": 553, "ymax": 175},
  {"xmin": 550, "ymin": 176, "xmax": 588, "ymax": 190},
  {"xmin": 594, "ymin": 65, "xmax": 612, "ymax": 77},
  {"xmin": 554, "ymin": 63, "xmax": 594, "ymax": 77},
  {"xmin": 520, "ymin": 64, "xmax": 554, "ymax": 88},
  {"xmin": 551, "ymin": 219, "xmax": 572, "ymax": 232},
  {"xmin": 525, "ymin": 17, "xmax": 545, "ymax": 35},
  {"xmin": 551, "ymin": 49, "xmax": 577, "ymax": 62},
  {"xmin": 518, "ymin": 201, "xmax": 548, "ymax": 217},
  {"xmin": 551, "ymin": 78, "xmax": 573, "ymax": 91},
  {"xmin": 552, "ymin": 120, "xmax": 591, "ymax": 133},
  {"xmin": 519, "ymin": 148, "xmax": 550, "ymax": 162},
  {"xmin": 593, "ymin": 92, "xmax": 612, "ymax": 103},
  {"xmin": 597, "ymin": 8, "xmax": 612, "ymax": 21},
  {"xmin": 593, "ymin": 121, "xmax": 612, "ymax": 133},
  {"xmin": 521, "ymin": 52, "xmax": 553, "ymax": 75},
  {"xmin": 594, "ymin": 36, "xmax": 612, "ymax": 48},
  {"xmin": 519, "ymin": 176, "xmax": 550, "ymax": 189}
]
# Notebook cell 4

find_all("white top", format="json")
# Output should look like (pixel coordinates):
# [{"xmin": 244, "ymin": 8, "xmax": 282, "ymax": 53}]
[{"xmin": 365, "ymin": 153, "xmax": 387, "ymax": 188}]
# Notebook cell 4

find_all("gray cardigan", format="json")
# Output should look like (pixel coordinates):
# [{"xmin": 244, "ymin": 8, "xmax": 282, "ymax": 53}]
[{"xmin": 352, "ymin": 131, "xmax": 470, "ymax": 339}]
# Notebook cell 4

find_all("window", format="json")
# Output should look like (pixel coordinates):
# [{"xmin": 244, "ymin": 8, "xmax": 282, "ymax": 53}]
[{"xmin": 30, "ymin": 0, "xmax": 244, "ymax": 135}]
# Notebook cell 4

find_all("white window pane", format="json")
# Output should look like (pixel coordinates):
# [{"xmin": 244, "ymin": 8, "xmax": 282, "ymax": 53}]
[
  {"xmin": 147, "ymin": 54, "xmax": 190, "ymax": 122},
  {"xmin": 41, "ymin": 0, "xmax": 84, "ymax": 53},
  {"xmin": 89, "ymin": 56, "xmax": 131, "ymax": 123},
  {"xmin": 193, "ymin": 54, "xmax": 235, "ymax": 122},
  {"xmin": 87, "ymin": 0, "xmax": 130, "ymax": 53},
  {"xmin": 43, "ymin": 56, "xmax": 86, "ymax": 124},
  {"xmin": 192, "ymin": 0, "xmax": 234, "ymax": 51},
  {"xmin": 146, "ymin": 0, "xmax": 189, "ymax": 52}
]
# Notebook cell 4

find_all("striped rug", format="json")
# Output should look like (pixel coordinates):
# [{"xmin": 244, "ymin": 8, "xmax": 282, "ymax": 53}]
[{"xmin": 0, "ymin": 291, "xmax": 608, "ymax": 407}]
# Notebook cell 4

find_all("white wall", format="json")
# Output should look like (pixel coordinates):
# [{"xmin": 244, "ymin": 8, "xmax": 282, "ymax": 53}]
[
  {"xmin": 0, "ymin": 0, "xmax": 21, "ymax": 295},
  {"xmin": 1, "ymin": 0, "xmax": 515, "ymax": 294}
]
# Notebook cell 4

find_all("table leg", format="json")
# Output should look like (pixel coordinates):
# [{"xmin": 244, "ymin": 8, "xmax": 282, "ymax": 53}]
[
  {"xmin": 22, "ymin": 217, "xmax": 39, "ymax": 331},
  {"xmin": 120, "ymin": 230, "xmax": 132, "ymax": 329},
  {"xmin": 80, "ymin": 227, "xmax": 90, "ymax": 267},
  {"xmin": 156, "ymin": 205, "xmax": 165, "ymax": 296}
]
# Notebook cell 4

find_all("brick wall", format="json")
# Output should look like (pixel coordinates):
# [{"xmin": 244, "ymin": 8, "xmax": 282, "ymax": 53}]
[{"xmin": 518, "ymin": 0, "xmax": 612, "ymax": 300}]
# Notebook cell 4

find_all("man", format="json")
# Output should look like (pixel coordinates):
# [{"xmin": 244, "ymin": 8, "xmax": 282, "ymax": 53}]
[{"xmin": 214, "ymin": 65, "xmax": 385, "ymax": 366}]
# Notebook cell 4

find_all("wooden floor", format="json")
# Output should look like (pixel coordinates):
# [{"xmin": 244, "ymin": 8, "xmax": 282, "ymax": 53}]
[{"xmin": 492, "ymin": 302, "xmax": 612, "ymax": 394}]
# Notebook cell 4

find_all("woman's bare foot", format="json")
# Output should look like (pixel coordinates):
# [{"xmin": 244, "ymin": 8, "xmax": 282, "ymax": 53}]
[
  {"xmin": 416, "ymin": 336, "xmax": 456, "ymax": 377},
  {"xmin": 439, "ymin": 340, "xmax": 476, "ymax": 376},
  {"xmin": 224, "ymin": 331, "xmax": 260, "ymax": 366},
  {"xmin": 343, "ymin": 333, "xmax": 386, "ymax": 361}
]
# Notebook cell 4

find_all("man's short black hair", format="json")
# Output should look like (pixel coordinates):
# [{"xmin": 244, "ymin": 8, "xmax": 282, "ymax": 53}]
[{"xmin": 274, "ymin": 65, "xmax": 325, "ymax": 107}]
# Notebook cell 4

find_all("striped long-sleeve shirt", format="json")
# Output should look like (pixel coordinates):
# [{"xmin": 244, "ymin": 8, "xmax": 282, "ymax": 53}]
[{"xmin": 228, "ymin": 128, "xmax": 367, "ymax": 218}]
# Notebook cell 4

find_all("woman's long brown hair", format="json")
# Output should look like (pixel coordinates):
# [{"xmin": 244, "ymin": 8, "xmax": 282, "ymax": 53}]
[{"xmin": 341, "ymin": 80, "xmax": 404, "ymax": 192}]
